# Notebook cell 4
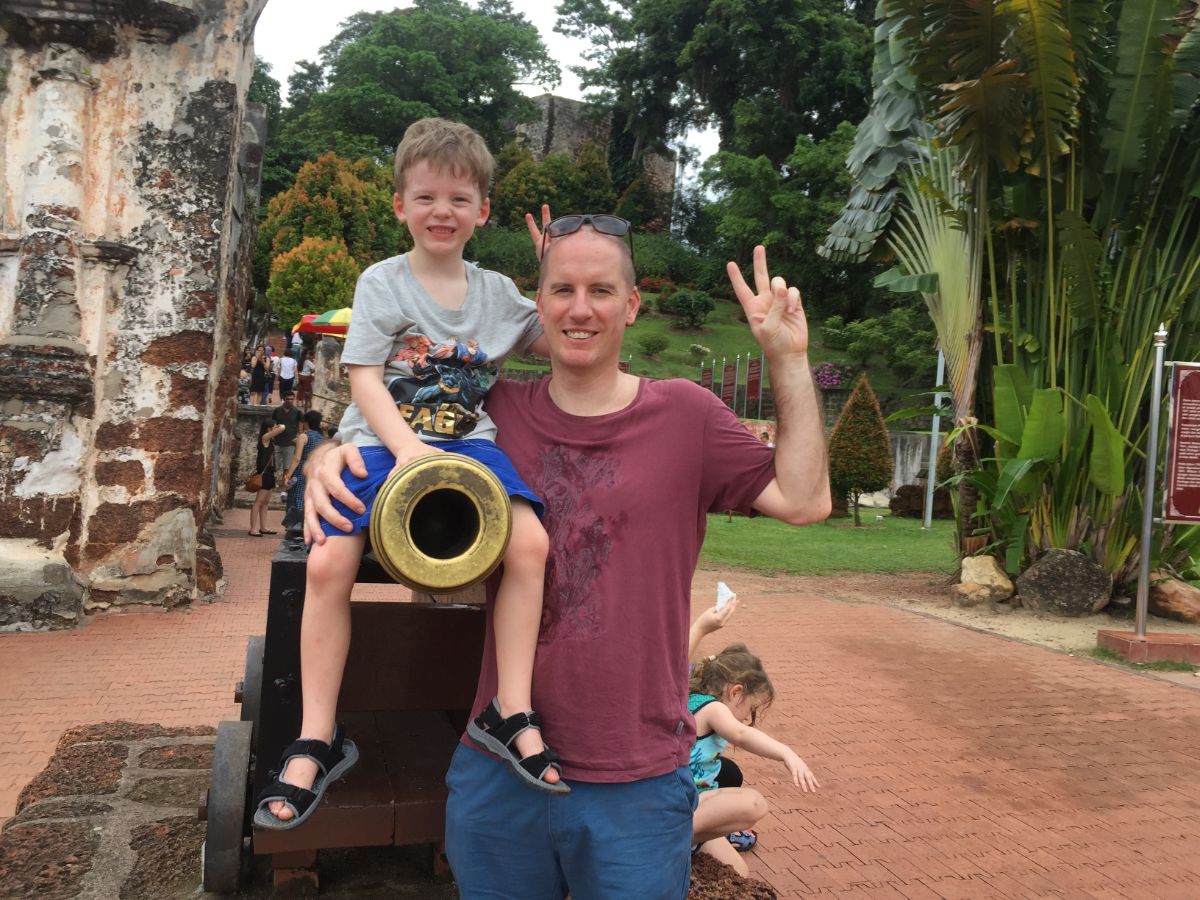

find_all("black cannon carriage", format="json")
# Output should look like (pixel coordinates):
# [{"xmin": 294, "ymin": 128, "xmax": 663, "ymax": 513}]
[{"xmin": 200, "ymin": 454, "xmax": 508, "ymax": 892}]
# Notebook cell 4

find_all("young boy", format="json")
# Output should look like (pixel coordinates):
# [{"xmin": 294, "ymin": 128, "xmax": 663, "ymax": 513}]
[{"xmin": 254, "ymin": 118, "xmax": 565, "ymax": 830}]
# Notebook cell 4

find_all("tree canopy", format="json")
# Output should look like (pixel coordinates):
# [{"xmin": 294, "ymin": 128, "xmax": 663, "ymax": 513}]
[
  {"xmin": 557, "ymin": 0, "xmax": 872, "ymax": 166},
  {"xmin": 255, "ymin": 152, "xmax": 403, "ymax": 293},
  {"xmin": 260, "ymin": 0, "xmax": 560, "ymax": 195},
  {"xmin": 266, "ymin": 237, "xmax": 361, "ymax": 330}
]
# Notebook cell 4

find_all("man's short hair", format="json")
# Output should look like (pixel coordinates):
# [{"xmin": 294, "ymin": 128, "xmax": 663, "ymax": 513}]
[
  {"xmin": 538, "ymin": 227, "xmax": 636, "ymax": 292},
  {"xmin": 393, "ymin": 117, "xmax": 494, "ymax": 198},
  {"xmin": 281, "ymin": 390, "xmax": 294, "ymax": 399},
  {"xmin": 304, "ymin": 410, "xmax": 323, "ymax": 430}
]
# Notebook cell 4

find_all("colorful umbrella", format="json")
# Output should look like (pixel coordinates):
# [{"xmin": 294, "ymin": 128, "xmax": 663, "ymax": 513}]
[{"xmin": 293, "ymin": 307, "xmax": 351, "ymax": 336}]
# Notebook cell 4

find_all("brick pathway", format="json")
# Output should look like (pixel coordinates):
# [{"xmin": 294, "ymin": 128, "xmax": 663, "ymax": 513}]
[{"xmin": 3, "ymin": 509, "xmax": 1200, "ymax": 897}]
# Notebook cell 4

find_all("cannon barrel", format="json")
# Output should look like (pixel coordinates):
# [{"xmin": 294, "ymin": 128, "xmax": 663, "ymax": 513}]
[{"xmin": 369, "ymin": 452, "xmax": 512, "ymax": 593}]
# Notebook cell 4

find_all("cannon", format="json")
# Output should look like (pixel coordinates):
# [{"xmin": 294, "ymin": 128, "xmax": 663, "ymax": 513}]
[{"xmin": 200, "ymin": 455, "xmax": 507, "ymax": 892}]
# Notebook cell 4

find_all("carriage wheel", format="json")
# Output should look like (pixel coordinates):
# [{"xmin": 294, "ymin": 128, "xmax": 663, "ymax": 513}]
[
  {"xmin": 239, "ymin": 635, "xmax": 265, "ymax": 747},
  {"xmin": 201, "ymin": 719, "xmax": 253, "ymax": 893}
]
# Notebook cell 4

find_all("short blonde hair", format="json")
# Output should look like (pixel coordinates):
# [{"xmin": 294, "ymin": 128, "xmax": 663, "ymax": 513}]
[
  {"xmin": 393, "ymin": 117, "xmax": 494, "ymax": 197},
  {"xmin": 539, "ymin": 228, "xmax": 636, "ymax": 291}
]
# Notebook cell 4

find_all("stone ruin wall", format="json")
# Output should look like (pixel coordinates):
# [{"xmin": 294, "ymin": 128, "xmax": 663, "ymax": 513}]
[
  {"xmin": 0, "ymin": 0, "xmax": 267, "ymax": 628},
  {"xmin": 517, "ymin": 93, "xmax": 676, "ymax": 198}
]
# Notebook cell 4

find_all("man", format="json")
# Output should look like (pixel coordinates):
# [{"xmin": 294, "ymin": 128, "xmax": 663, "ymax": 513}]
[
  {"xmin": 305, "ymin": 223, "xmax": 829, "ymax": 898},
  {"xmin": 271, "ymin": 390, "xmax": 303, "ymax": 478}
]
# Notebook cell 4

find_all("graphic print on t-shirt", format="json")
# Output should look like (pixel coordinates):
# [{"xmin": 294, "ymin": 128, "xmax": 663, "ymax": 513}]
[
  {"xmin": 386, "ymin": 333, "xmax": 495, "ymax": 439},
  {"xmin": 532, "ymin": 444, "xmax": 628, "ymax": 641}
]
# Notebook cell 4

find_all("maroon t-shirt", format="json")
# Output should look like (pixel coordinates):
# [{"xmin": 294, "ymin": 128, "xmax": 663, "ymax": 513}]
[{"xmin": 469, "ymin": 377, "xmax": 776, "ymax": 782}]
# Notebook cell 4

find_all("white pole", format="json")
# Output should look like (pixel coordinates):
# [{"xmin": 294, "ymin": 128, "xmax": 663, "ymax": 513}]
[
  {"xmin": 1135, "ymin": 324, "xmax": 1170, "ymax": 638},
  {"xmin": 923, "ymin": 349, "xmax": 946, "ymax": 529}
]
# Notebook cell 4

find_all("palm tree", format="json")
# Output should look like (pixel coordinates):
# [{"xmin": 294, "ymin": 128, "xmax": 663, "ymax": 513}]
[{"xmin": 823, "ymin": 0, "xmax": 1200, "ymax": 582}]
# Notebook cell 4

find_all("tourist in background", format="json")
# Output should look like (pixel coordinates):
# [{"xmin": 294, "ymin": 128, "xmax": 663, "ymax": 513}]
[
  {"xmin": 250, "ymin": 345, "xmax": 269, "ymax": 405},
  {"xmin": 296, "ymin": 350, "xmax": 316, "ymax": 409},
  {"xmin": 249, "ymin": 420, "xmax": 284, "ymax": 536}
]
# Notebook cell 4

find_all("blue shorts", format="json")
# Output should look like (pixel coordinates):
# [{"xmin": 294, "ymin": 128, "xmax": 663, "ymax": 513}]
[
  {"xmin": 319, "ymin": 440, "xmax": 543, "ymax": 538},
  {"xmin": 445, "ymin": 744, "xmax": 697, "ymax": 900}
]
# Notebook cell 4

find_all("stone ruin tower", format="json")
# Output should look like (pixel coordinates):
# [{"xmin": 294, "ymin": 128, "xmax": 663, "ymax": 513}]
[{"xmin": 0, "ymin": 1, "xmax": 268, "ymax": 628}]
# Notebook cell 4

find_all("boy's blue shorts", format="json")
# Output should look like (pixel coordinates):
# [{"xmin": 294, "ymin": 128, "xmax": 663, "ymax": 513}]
[{"xmin": 320, "ymin": 440, "xmax": 543, "ymax": 538}]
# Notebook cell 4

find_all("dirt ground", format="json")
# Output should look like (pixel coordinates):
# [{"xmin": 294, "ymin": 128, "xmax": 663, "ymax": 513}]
[{"xmin": 705, "ymin": 567, "xmax": 1200, "ymax": 687}]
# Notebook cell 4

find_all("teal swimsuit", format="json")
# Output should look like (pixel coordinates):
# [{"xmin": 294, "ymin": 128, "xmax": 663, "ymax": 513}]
[{"xmin": 688, "ymin": 692, "xmax": 729, "ymax": 792}]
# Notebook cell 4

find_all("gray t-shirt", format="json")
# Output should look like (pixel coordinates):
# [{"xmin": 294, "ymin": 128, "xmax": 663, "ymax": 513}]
[{"xmin": 337, "ymin": 254, "xmax": 542, "ymax": 447}]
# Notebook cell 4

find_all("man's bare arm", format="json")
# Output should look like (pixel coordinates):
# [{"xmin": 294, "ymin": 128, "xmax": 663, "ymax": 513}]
[{"xmin": 726, "ymin": 246, "xmax": 831, "ymax": 525}]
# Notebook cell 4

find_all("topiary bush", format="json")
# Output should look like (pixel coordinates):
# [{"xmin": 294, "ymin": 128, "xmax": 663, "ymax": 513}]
[
  {"xmin": 638, "ymin": 333, "xmax": 670, "ymax": 357},
  {"xmin": 659, "ymin": 288, "xmax": 716, "ymax": 329},
  {"xmin": 828, "ymin": 374, "xmax": 893, "ymax": 527},
  {"xmin": 465, "ymin": 227, "xmax": 539, "ymax": 286}
]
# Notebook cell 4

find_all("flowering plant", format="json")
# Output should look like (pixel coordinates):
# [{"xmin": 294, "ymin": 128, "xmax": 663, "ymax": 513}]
[{"xmin": 811, "ymin": 361, "xmax": 852, "ymax": 389}]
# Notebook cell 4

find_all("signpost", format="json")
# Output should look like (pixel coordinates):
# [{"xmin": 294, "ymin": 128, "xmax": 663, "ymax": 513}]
[
  {"xmin": 1164, "ymin": 361, "xmax": 1200, "ymax": 525},
  {"xmin": 1135, "ymin": 325, "xmax": 1169, "ymax": 638}
]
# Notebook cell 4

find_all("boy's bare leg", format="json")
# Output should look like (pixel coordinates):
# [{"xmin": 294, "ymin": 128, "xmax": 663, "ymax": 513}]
[
  {"xmin": 268, "ymin": 532, "xmax": 366, "ymax": 820},
  {"xmin": 492, "ymin": 501, "xmax": 556, "ymax": 782}
]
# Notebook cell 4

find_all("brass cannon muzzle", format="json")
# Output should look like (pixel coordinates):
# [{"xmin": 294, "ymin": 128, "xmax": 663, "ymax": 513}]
[{"xmin": 368, "ymin": 452, "xmax": 512, "ymax": 593}]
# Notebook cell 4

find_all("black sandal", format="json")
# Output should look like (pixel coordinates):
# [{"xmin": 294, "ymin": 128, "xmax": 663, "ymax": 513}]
[
  {"xmin": 252, "ymin": 724, "xmax": 359, "ymax": 830},
  {"xmin": 466, "ymin": 698, "xmax": 570, "ymax": 795}
]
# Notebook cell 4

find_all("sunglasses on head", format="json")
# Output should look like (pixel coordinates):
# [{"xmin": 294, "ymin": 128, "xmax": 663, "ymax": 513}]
[{"xmin": 541, "ymin": 214, "xmax": 635, "ymax": 268}]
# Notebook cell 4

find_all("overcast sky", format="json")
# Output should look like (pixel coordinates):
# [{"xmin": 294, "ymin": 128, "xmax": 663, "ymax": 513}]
[{"xmin": 252, "ymin": 2, "xmax": 717, "ymax": 171}]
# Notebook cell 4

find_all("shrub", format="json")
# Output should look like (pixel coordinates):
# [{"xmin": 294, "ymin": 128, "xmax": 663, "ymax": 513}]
[
  {"xmin": 658, "ymin": 288, "xmax": 716, "ymax": 329},
  {"xmin": 889, "ymin": 484, "xmax": 954, "ymax": 519},
  {"xmin": 638, "ymin": 333, "xmax": 669, "ymax": 357},
  {"xmin": 266, "ymin": 236, "xmax": 360, "ymax": 329},
  {"xmin": 639, "ymin": 276, "xmax": 675, "ymax": 293},
  {"xmin": 811, "ymin": 361, "xmax": 854, "ymax": 390},
  {"xmin": 828, "ymin": 374, "xmax": 893, "ymax": 527},
  {"xmin": 465, "ymin": 227, "xmax": 539, "ymax": 285},
  {"xmin": 688, "ymin": 343, "xmax": 711, "ymax": 362},
  {"xmin": 821, "ymin": 307, "xmax": 936, "ymax": 386},
  {"xmin": 255, "ymin": 152, "xmax": 401, "ymax": 292}
]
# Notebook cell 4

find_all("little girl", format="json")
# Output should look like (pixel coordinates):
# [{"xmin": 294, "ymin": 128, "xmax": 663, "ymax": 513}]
[{"xmin": 689, "ymin": 644, "xmax": 819, "ymax": 876}]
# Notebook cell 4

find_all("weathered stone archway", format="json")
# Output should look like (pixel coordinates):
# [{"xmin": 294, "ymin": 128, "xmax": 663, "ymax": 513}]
[{"xmin": 0, "ymin": 0, "xmax": 270, "ymax": 627}]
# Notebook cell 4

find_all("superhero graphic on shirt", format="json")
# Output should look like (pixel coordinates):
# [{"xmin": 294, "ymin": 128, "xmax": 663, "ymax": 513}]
[{"xmin": 385, "ymin": 333, "xmax": 496, "ymax": 439}]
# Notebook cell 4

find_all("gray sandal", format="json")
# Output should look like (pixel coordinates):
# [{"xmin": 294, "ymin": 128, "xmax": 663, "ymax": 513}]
[
  {"xmin": 252, "ymin": 724, "xmax": 359, "ymax": 830},
  {"xmin": 466, "ymin": 698, "xmax": 570, "ymax": 795}
]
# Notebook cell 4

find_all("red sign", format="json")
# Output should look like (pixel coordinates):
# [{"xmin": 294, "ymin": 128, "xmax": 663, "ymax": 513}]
[
  {"xmin": 1165, "ymin": 362, "xmax": 1200, "ymax": 524},
  {"xmin": 721, "ymin": 364, "xmax": 736, "ymax": 408},
  {"xmin": 618, "ymin": 360, "xmax": 630, "ymax": 373},
  {"xmin": 746, "ymin": 358, "xmax": 762, "ymax": 401},
  {"xmin": 700, "ymin": 367, "xmax": 713, "ymax": 390}
]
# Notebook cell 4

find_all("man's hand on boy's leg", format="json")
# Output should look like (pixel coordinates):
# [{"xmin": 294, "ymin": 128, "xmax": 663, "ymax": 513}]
[{"xmin": 303, "ymin": 441, "xmax": 367, "ymax": 545}]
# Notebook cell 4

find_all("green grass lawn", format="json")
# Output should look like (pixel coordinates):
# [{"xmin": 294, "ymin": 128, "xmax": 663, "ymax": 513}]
[{"xmin": 700, "ymin": 510, "xmax": 958, "ymax": 576}]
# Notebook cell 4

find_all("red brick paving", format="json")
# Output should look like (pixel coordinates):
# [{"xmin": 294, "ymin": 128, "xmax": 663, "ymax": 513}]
[{"xmin": 3, "ymin": 509, "xmax": 1200, "ymax": 897}]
